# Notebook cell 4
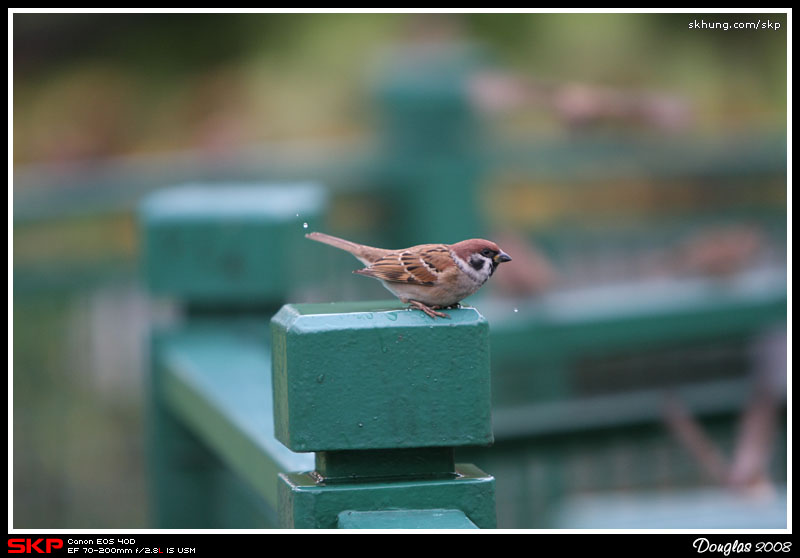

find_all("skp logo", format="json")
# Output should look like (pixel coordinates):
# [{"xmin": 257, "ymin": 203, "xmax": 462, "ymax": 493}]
[{"xmin": 8, "ymin": 539, "xmax": 64, "ymax": 553}]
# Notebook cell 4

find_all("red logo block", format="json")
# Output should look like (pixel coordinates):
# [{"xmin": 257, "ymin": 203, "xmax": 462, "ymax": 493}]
[{"xmin": 8, "ymin": 539, "xmax": 64, "ymax": 553}]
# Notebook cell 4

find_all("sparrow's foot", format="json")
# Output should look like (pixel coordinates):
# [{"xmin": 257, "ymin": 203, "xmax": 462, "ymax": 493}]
[{"xmin": 408, "ymin": 300, "xmax": 450, "ymax": 319}]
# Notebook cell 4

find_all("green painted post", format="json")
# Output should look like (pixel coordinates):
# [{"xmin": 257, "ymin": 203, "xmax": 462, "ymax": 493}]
[
  {"xmin": 142, "ymin": 183, "xmax": 328, "ymax": 527},
  {"xmin": 146, "ymin": 335, "xmax": 222, "ymax": 528},
  {"xmin": 141, "ymin": 183, "xmax": 328, "ymax": 313},
  {"xmin": 271, "ymin": 301, "xmax": 497, "ymax": 529}
]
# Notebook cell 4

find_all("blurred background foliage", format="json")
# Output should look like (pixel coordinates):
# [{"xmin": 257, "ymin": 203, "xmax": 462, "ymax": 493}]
[
  {"xmin": 13, "ymin": 12, "xmax": 787, "ymax": 165},
  {"xmin": 12, "ymin": 11, "xmax": 787, "ymax": 528}
]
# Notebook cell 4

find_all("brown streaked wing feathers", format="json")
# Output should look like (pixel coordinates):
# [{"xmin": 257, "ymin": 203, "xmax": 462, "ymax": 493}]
[{"xmin": 353, "ymin": 245, "xmax": 453, "ymax": 286}]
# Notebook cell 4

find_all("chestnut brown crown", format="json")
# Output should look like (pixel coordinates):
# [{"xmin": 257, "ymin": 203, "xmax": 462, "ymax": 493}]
[{"xmin": 450, "ymin": 239, "xmax": 512, "ymax": 264}]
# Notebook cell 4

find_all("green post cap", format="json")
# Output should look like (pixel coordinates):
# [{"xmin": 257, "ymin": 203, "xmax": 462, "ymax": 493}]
[
  {"xmin": 271, "ymin": 301, "xmax": 493, "ymax": 452},
  {"xmin": 139, "ymin": 183, "xmax": 328, "ymax": 305}
]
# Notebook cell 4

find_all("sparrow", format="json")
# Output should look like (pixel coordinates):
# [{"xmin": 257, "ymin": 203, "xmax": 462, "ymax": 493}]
[{"xmin": 306, "ymin": 232, "xmax": 512, "ymax": 318}]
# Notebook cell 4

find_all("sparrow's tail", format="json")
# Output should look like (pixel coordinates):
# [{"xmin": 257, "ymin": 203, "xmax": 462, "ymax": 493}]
[{"xmin": 305, "ymin": 232, "xmax": 388, "ymax": 264}]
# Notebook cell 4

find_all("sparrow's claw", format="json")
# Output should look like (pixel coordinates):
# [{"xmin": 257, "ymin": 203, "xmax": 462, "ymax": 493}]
[{"xmin": 408, "ymin": 300, "xmax": 450, "ymax": 319}]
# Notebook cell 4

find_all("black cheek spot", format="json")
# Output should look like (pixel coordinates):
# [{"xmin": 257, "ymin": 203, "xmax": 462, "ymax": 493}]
[{"xmin": 470, "ymin": 257, "xmax": 485, "ymax": 271}]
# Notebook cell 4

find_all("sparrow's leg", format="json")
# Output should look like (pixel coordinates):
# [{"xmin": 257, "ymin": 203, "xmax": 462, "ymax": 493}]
[{"xmin": 408, "ymin": 300, "xmax": 450, "ymax": 319}]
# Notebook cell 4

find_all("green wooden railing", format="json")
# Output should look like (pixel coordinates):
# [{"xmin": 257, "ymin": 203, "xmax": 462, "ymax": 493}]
[{"xmin": 143, "ymin": 185, "xmax": 496, "ymax": 528}]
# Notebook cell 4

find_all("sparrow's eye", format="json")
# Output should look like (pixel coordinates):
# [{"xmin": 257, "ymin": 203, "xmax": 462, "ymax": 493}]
[{"xmin": 481, "ymin": 249, "xmax": 494, "ymax": 258}]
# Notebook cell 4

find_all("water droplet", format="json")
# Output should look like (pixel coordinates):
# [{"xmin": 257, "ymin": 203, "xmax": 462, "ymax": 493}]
[
  {"xmin": 295, "ymin": 213, "xmax": 299, "ymax": 217},
  {"xmin": 357, "ymin": 422, "xmax": 364, "ymax": 428},
  {"xmin": 303, "ymin": 222, "xmax": 309, "ymax": 229},
  {"xmin": 513, "ymin": 308, "xmax": 519, "ymax": 313}
]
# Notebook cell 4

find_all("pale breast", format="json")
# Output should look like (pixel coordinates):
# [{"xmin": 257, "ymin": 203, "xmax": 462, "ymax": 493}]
[{"xmin": 380, "ymin": 256, "xmax": 483, "ymax": 307}]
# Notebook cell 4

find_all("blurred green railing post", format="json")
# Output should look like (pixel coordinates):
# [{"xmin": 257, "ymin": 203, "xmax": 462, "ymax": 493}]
[
  {"xmin": 271, "ymin": 302, "xmax": 497, "ymax": 529},
  {"xmin": 141, "ymin": 183, "xmax": 327, "ymax": 527},
  {"xmin": 372, "ymin": 43, "xmax": 489, "ymax": 247}
]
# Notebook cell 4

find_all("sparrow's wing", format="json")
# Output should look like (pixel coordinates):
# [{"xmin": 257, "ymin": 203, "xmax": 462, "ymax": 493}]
[{"xmin": 354, "ymin": 245, "xmax": 453, "ymax": 286}]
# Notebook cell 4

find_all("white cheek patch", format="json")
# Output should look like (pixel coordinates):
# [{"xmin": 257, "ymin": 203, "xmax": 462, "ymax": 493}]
[{"xmin": 452, "ymin": 252, "xmax": 492, "ymax": 285}]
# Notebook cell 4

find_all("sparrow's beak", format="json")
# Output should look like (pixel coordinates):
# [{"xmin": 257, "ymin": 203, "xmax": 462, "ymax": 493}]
[{"xmin": 495, "ymin": 252, "xmax": 512, "ymax": 263}]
